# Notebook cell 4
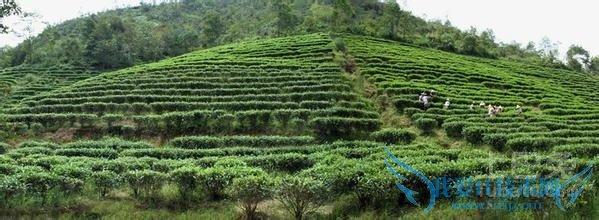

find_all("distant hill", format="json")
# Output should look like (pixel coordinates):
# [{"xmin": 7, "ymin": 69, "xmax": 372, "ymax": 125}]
[{"xmin": 0, "ymin": 0, "xmax": 565, "ymax": 71}]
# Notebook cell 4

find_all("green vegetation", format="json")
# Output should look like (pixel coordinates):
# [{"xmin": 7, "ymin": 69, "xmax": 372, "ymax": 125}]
[
  {"xmin": 4, "ymin": 0, "xmax": 597, "ymax": 73},
  {"xmin": 0, "ymin": 33, "xmax": 597, "ymax": 218},
  {"xmin": 345, "ymin": 35, "xmax": 599, "ymax": 155}
]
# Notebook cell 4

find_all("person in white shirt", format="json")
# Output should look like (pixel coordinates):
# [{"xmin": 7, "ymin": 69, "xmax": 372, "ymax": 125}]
[
  {"xmin": 443, "ymin": 99, "xmax": 450, "ymax": 109},
  {"xmin": 516, "ymin": 105, "xmax": 523, "ymax": 116}
]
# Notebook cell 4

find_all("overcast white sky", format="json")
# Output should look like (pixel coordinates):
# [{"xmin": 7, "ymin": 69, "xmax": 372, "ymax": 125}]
[{"xmin": 1, "ymin": 0, "xmax": 598, "ymax": 58}]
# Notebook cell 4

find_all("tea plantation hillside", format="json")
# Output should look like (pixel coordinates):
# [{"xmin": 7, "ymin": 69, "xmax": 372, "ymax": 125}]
[
  {"xmin": 2, "ymin": 33, "xmax": 380, "ymax": 141},
  {"xmin": 0, "ymin": 66, "xmax": 97, "ymax": 110},
  {"xmin": 0, "ymin": 34, "xmax": 597, "ymax": 219},
  {"xmin": 346, "ymin": 35, "xmax": 599, "ymax": 155}
]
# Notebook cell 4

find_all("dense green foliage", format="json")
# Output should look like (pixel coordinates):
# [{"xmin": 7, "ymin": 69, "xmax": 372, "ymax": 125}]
[
  {"xmin": 1, "ymin": 34, "xmax": 380, "ymax": 141},
  {"xmin": 370, "ymin": 128, "xmax": 416, "ymax": 144},
  {"xmin": 2, "ymin": 0, "xmax": 588, "ymax": 71},
  {"xmin": 346, "ymin": 35, "xmax": 599, "ymax": 154},
  {"xmin": 0, "ymin": 0, "xmax": 21, "ymax": 33},
  {"xmin": 0, "ymin": 34, "xmax": 598, "ymax": 218}
]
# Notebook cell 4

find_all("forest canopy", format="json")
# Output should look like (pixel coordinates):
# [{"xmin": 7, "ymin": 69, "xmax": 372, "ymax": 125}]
[{"xmin": 0, "ymin": 0, "xmax": 595, "ymax": 73}]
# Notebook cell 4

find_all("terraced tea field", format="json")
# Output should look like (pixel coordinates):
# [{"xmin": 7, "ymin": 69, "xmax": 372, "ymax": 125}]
[
  {"xmin": 0, "ymin": 34, "xmax": 596, "ymax": 218},
  {"xmin": 2, "ymin": 34, "xmax": 380, "ymax": 140},
  {"xmin": 346, "ymin": 36, "xmax": 599, "ymax": 156},
  {"xmin": 0, "ymin": 66, "xmax": 97, "ymax": 109}
]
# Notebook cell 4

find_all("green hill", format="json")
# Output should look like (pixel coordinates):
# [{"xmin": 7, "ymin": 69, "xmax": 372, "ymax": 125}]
[
  {"xmin": 1, "ymin": 0, "xmax": 567, "ymax": 71},
  {"xmin": 346, "ymin": 35, "xmax": 599, "ymax": 153},
  {"xmin": 0, "ymin": 66, "xmax": 98, "ymax": 109},
  {"xmin": 0, "ymin": 34, "xmax": 597, "ymax": 218},
  {"xmin": 3, "ymin": 33, "xmax": 380, "ymax": 141}
]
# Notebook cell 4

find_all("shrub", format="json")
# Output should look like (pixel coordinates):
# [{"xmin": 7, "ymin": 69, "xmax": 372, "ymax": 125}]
[
  {"xmin": 124, "ymin": 170, "xmax": 168, "ymax": 199},
  {"xmin": 57, "ymin": 176, "xmax": 85, "ymax": 195},
  {"xmin": 91, "ymin": 171, "xmax": 120, "ymax": 197},
  {"xmin": 553, "ymin": 144, "xmax": 599, "ymax": 157},
  {"xmin": 289, "ymin": 118, "xmax": 307, "ymax": 134},
  {"xmin": 54, "ymin": 148, "xmax": 118, "ymax": 159},
  {"xmin": 483, "ymin": 133, "xmax": 508, "ymax": 150},
  {"xmin": 52, "ymin": 164, "xmax": 91, "ymax": 179},
  {"xmin": 442, "ymin": 122, "xmax": 466, "ymax": 138},
  {"xmin": 310, "ymin": 117, "xmax": 381, "ymax": 141},
  {"xmin": 17, "ymin": 171, "xmax": 59, "ymax": 204},
  {"xmin": 403, "ymin": 107, "xmax": 423, "ymax": 117},
  {"xmin": 0, "ymin": 142, "xmax": 9, "ymax": 154},
  {"xmin": 355, "ymin": 173, "xmax": 395, "ymax": 208},
  {"xmin": 169, "ymin": 166, "xmax": 202, "ymax": 202},
  {"xmin": 198, "ymin": 160, "xmax": 264, "ymax": 200},
  {"xmin": 334, "ymin": 38, "xmax": 347, "ymax": 53},
  {"xmin": 169, "ymin": 136, "xmax": 315, "ymax": 149},
  {"xmin": 370, "ymin": 129, "xmax": 416, "ymax": 144},
  {"xmin": 246, "ymin": 153, "xmax": 314, "ymax": 172},
  {"xmin": 506, "ymin": 137, "xmax": 557, "ymax": 151},
  {"xmin": 462, "ymin": 126, "xmax": 488, "ymax": 144},
  {"xmin": 393, "ymin": 99, "xmax": 418, "ymax": 111},
  {"xmin": 414, "ymin": 118, "xmax": 437, "ymax": 134},
  {"xmin": 226, "ymin": 174, "xmax": 273, "ymax": 220},
  {"xmin": 276, "ymin": 176, "xmax": 330, "ymax": 220},
  {"xmin": 0, "ymin": 176, "xmax": 24, "ymax": 203},
  {"xmin": 17, "ymin": 141, "xmax": 59, "ymax": 149}
]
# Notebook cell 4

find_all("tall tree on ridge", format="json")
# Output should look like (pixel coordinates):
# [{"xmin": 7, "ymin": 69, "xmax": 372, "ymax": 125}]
[
  {"xmin": 0, "ymin": 0, "xmax": 21, "ymax": 33},
  {"xmin": 566, "ymin": 45, "xmax": 590, "ymax": 71}
]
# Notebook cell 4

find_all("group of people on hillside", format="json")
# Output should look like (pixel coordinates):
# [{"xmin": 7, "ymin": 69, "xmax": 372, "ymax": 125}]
[{"xmin": 417, "ymin": 90, "xmax": 524, "ymax": 117}]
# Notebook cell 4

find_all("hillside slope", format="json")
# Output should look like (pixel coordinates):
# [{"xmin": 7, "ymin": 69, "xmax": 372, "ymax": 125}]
[
  {"xmin": 0, "ymin": 34, "xmax": 597, "ymax": 218},
  {"xmin": 346, "ymin": 35, "xmax": 599, "ymax": 155},
  {"xmin": 3, "ymin": 33, "xmax": 380, "ymax": 141},
  {"xmin": 0, "ymin": 66, "xmax": 97, "ymax": 109}
]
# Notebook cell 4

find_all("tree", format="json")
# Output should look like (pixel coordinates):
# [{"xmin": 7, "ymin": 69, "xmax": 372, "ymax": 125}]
[
  {"xmin": 459, "ymin": 28, "xmax": 478, "ymax": 55},
  {"xmin": 301, "ymin": 2, "xmax": 334, "ymax": 33},
  {"xmin": 379, "ymin": 0, "xmax": 401, "ymax": 39},
  {"xmin": 589, "ymin": 56, "xmax": 599, "ymax": 74},
  {"xmin": 332, "ymin": 0, "xmax": 354, "ymax": 32},
  {"xmin": 201, "ymin": 10, "xmax": 225, "ymax": 47},
  {"xmin": 538, "ymin": 37, "xmax": 562, "ymax": 67},
  {"xmin": 0, "ymin": 0, "xmax": 21, "ymax": 33},
  {"xmin": 566, "ymin": 45, "xmax": 591, "ymax": 71},
  {"xmin": 272, "ymin": 0, "xmax": 298, "ymax": 36}
]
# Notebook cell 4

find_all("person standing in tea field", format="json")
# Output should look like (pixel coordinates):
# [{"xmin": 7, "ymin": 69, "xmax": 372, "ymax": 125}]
[
  {"xmin": 488, "ymin": 105, "xmax": 496, "ymax": 117},
  {"xmin": 469, "ymin": 102, "xmax": 475, "ymax": 110},
  {"xmin": 444, "ymin": 99, "xmax": 450, "ymax": 109},
  {"xmin": 516, "ymin": 105, "xmax": 523, "ymax": 116}
]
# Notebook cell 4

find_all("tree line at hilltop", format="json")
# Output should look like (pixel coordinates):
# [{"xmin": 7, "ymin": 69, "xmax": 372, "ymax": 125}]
[{"xmin": 0, "ymin": 0, "xmax": 598, "ymax": 73}]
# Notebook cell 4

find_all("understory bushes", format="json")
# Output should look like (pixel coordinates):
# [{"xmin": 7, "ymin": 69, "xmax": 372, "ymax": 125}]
[
  {"xmin": 310, "ymin": 117, "xmax": 381, "ymax": 141},
  {"xmin": 442, "ymin": 121, "xmax": 466, "ymax": 138},
  {"xmin": 553, "ymin": 144, "xmax": 599, "ymax": 157},
  {"xmin": 462, "ymin": 126, "xmax": 488, "ymax": 144},
  {"xmin": 370, "ymin": 129, "xmax": 416, "ymax": 144},
  {"xmin": 414, "ymin": 118, "xmax": 437, "ymax": 134},
  {"xmin": 169, "ymin": 135, "xmax": 315, "ymax": 149}
]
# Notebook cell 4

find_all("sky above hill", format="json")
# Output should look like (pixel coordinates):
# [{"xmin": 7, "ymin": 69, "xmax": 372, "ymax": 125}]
[
  {"xmin": 401, "ymin": 0, "xmax": 598, "ymax": 58},
  {"xmin": 1, "ymin": 0, "xmax": 598, "ymax": 58}
]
